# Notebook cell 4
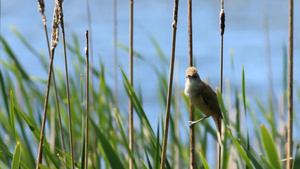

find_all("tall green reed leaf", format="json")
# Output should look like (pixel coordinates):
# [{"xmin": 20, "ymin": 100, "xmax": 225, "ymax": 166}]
[
  {"xmin": 293, "ymin": 143, "xmax": 300, "ymax": 169},
  {"xmin": 11, "ymin": 142, "xmax": 21, "ymax": 169},
  {"xmin": 242, "ymin": 66, "xmax": 250, "ymax": 169},
  {"xmin": 10, "ymin": 26, "xmax": 40, "ymax": 57},
  {"xmin": 238, "ymin": 137, "xmax": 263, "ymax": 169},
  {"xmin": 0, "ymin": 36, "xmax": 30, "ymax": 80},
  {"xmin": 14, "ymin": 107, "xmax": 60, "ymax": 168},
  {"xmin": 149, "ymin": 36, "xmax": 168, "ymax": 65},
  {"xmin": 0, "ymin": 70, "xmax": 10, "ymax": 115},
  {"xmin": 154, "ymin": 122, "xmax": 160, "ymax": 169},
  {"xmin": 10, "ymin": 90, "xmax": 16, "ymax": 140},
  {"xmin": 115, "ymin": 108, "xmax": 138, "ymax": 169},
  {"xmin": 90, "ymin": 118, "xmax": 125, "ymax": 169},
  {"xmin": 260, "ymin": 124, "xmax": 281, "ymax": 169},
  {"xmin": 38, "ymin": 164, "xmax": 52, "ymax": 169},
  {"xmin": 0, "ymin": 144, "xmax": 30, "ymax": 169},
  {"xmin": 260, "ymin": 154, "xmax": 275, "ymax": 169},
  {"xmin": 227, "ymin": 130, "xmax": 253, "ymax": 169},
  {"xmin": 120, "ymin": 67, "xmax": 155, "ymax": 139},
  {"xmin": 199, "ymin": 151, "xmax": 210, "ymax": 169}
]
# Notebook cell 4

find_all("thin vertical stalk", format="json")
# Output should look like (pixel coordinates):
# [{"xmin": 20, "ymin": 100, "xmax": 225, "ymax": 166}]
[
  {"xmin": 57, "ymin": 0, "xmax": 75, "ymax": 168},
  {"xmin": 37, "ymin": 0, "xmax": 67, "ymax": 162},
  {"xmin": 86, "ymin": 0, "xmax": 94, "ymax": 114},
  {"xmin": 36, "ymin": 44, "xmax": 55, "ymax": 169},
  {"xmin": 286, "ymin": 0, "xmax": 294, "ymax": 167},
  {"xmin": 84, "ymin": 30, "xmax": 90, "ymax": 169},
  {"xmin": 219, "ymin": 0, "xmax": 225, "ymax": 168},
  {"xmin": 36, "ymin": 2, "xmax": 61, "ymax": 168},
  {"xmin": 114, "ymin": 0, "xmax": 118, "ymax": 107},
  {"xmin": 188, "ymin": 0, "xmax": 195, "ymax": 168},
  {"xmin": 160, "ymin": 0, "xmax": 179, "ymax": 168},
  {"xmin": 129, "ymin": 0, "xmax": 134, "ymax": 168}
]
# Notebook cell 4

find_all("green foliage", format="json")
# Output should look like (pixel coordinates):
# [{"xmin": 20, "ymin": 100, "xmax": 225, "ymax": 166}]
[
  {"xmin": 11, "ymin": 142, "xmax": 21, "ymax": 169},
  {"xmin": 199, "ymin": 151, "xmax": 210, "ymax": 169},
  {"xmin": 260, "ymin": 124, "xmax": 282, "ymax": 169},
  {"xmin": 0, "ymin": 25, "xmax": 297, "ymax": 169}
]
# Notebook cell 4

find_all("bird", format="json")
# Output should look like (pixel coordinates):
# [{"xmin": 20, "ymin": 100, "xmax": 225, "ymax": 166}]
[{"xmin": 184, "ymin": 67, "xmax": 223, "ymax": 145}]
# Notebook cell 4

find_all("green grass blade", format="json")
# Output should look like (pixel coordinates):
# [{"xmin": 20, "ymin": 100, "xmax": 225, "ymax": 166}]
[
  {"xmin": 242, "ymin": 66, "xmax": 246, "ymax": 114},
  {"xmin": 11, "ymin": 142, "xmax": 21, "ymax": 169},
  {"xmin": 10, "ymin": 26, "xmax": 40, "ymax": 57},
  {"xmin": 120, "ymin": 67, "xmax": 155, "ymax": 138},
  {"xmin": 242, "ymin": 66, "xmax": 250, "ymax": 168},
  {"xmin": 0, "ymin": 145, "xmax": 30, "ymax": 169},
  {"xmin": 55, "ymin": 148, "xmax": 80, "ymax": 168},
  {"xmin": 115, "ymin": 109, "xmax": 138, "ymax": 169},
  {"xmin": 260, "ymin": 154, "xmax": 275, "ymax": 169},
  {"xmin": 260, "ymin": 124, "xmax": 281, "ymax": 169},
  {"xmin": 149, "ymin": 36, "xmax": 168, "ymax": 65},
  {"xmin": 199, "ymin": 151, "xmax": 210, "ymax": 169},
  {"xmin": 116, "ymin": 42, "xmax": 145, "ymax": 60},
  {"xmin": 154, "ymin": 121, "xmax": 160, "ymax": 169},
  {"xmin": 38, "ymin": 164, "xmax": 52, "ymax": 169},
  {"xmin": 90, "ymin": 118, "xmax": 125, "ymax": 169},
  {"xmin": 227, "ymin": 130, "xmax": 253, "ymax": 169},
  {"xmin": 0, "ymin": 70, "xmax": 10, "ymax": 115},
  {"xmin": 0, "ymin": 36, "xmax": 30, "ymax": 80},
  {"xmin": 145, "ymin": 151, "xmax": 153, "ymax": 169},
  {"xmin": 10, "ymin": 90, "xmax": 16, "ymax": 140},
  {"xmin": 293, "ymin": 143, "xmax": 300, "ymax": 169},
  {"xmin": 14, "ymin": 107, "xmax": 60, "ymax": 168},
  {"xmin": 216, "ymin": 88, "xmax": 229, "ymax": 125},
  {"xmin": 238, "ymin": 137, "xmax": 263, "ymax": 169},
  {"xmin": 235, "ymin": 89, "xmax": 240, "ymax": 133},
  {"xmin": 141, "ymin": 160, "xmax": 150, "ymax": 169}
]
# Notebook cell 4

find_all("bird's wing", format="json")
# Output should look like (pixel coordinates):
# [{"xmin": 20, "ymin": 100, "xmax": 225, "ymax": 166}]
[{"xmin": 201, "ymin": 82, "xmax": 223, "ymax": 119}]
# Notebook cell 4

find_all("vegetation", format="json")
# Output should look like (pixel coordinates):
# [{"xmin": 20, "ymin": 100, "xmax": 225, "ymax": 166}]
[{"xmin": 0, "ymin": 0, "xmax": 299, "ymax": 169}]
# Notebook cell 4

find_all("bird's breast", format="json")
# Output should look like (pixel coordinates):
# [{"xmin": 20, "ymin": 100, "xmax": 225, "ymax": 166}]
[{"xmin": 190, "ymin": 96, "xmax": 213, "ymax": 117}]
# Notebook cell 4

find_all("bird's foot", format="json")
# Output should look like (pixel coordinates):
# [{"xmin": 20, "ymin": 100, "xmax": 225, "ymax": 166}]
[{"xmin": 188, "ymin": 116, "xmax": 210, "ymax": 127}]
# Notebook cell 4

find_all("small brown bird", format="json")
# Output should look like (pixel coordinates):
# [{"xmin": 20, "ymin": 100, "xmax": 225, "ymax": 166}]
[{"xmin": 184, "ymin": 67, "xmax": 223, "ymax": 145}]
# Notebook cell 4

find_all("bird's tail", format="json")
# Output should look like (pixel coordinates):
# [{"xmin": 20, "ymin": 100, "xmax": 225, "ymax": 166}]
[{"xmin": 213, "ymin": 116, "xmax": 223, "ymax": 147}]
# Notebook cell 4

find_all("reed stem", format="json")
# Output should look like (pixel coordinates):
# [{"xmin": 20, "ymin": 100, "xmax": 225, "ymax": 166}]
[
  {"xmin": 218, "ymin": 1, "xmax": 225, "ymax": 168},
  {"xmin": 38, "ymin": 0, "xmax": 67, "ymax": 164},
  {"xmin": 286, "ymin": 0, "xmax": 294, "ymax": 167},
  {"xmin": 58, "ymin": 0, "xmax": 75, "ymax": 168},
  {"xmin": 188, "ymin": 0, "xmax": 195, "ymax": 168},
  {"xmin": 160, "ymin": 0, "xmax": 179, "ymax": 168},
  {"xmin": 84, "ymin": 30, "xmax": 90, "ymax": 169},
  {"xmin": 35, "ymin": 44, "xmax": 55, "ymax": 169},
  {"xmin": 129, "ymin": 0, "xmax": 134, "ymax": 168}
]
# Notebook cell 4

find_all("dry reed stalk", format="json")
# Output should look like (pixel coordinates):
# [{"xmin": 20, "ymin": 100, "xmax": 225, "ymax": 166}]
[
  {"xmin": 57, "ymin": 0, "xmax": 75, "ymax": 168},
  {"xmin": 36, "ymin": 2, "xmax": 60, "ymax": 168},
  {"xmin": 286, "ymin": 0, "xmax": 294, "ymax": 167},
  {"xmin": 85, "ymin": 0, "xmax": 94, "ymax": 113},
  {"xmin": 160, "ymin": 0, "xmax": 179, "ymax": 168},
  {"xmin": 129, "ymin": 0, "xmax": 134, "ymax": 168},
  {"xmin": 188, "ymin": 0, "xmax": 195, "ymax": 168},
  {"xmin": 85, "ymin": 30, "xmax": 90, "ymax": 169},
  {"xmin": 218, "ymin": 1, "xmax": 225, "ymax": 168},
  {"xmin": 37, "ymin": 0, "xmax": 67, "ymax": 163}
]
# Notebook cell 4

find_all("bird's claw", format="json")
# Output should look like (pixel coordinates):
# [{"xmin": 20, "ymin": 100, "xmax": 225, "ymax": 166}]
[{"xmin": 188, "ymin": 121, "xmax": 195, "ymax": 127}]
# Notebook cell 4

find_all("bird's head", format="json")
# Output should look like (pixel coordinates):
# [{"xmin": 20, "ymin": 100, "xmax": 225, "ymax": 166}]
[{"xmin": 186, "ymin": 67, "xmax": 200, "ymax": 80}]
